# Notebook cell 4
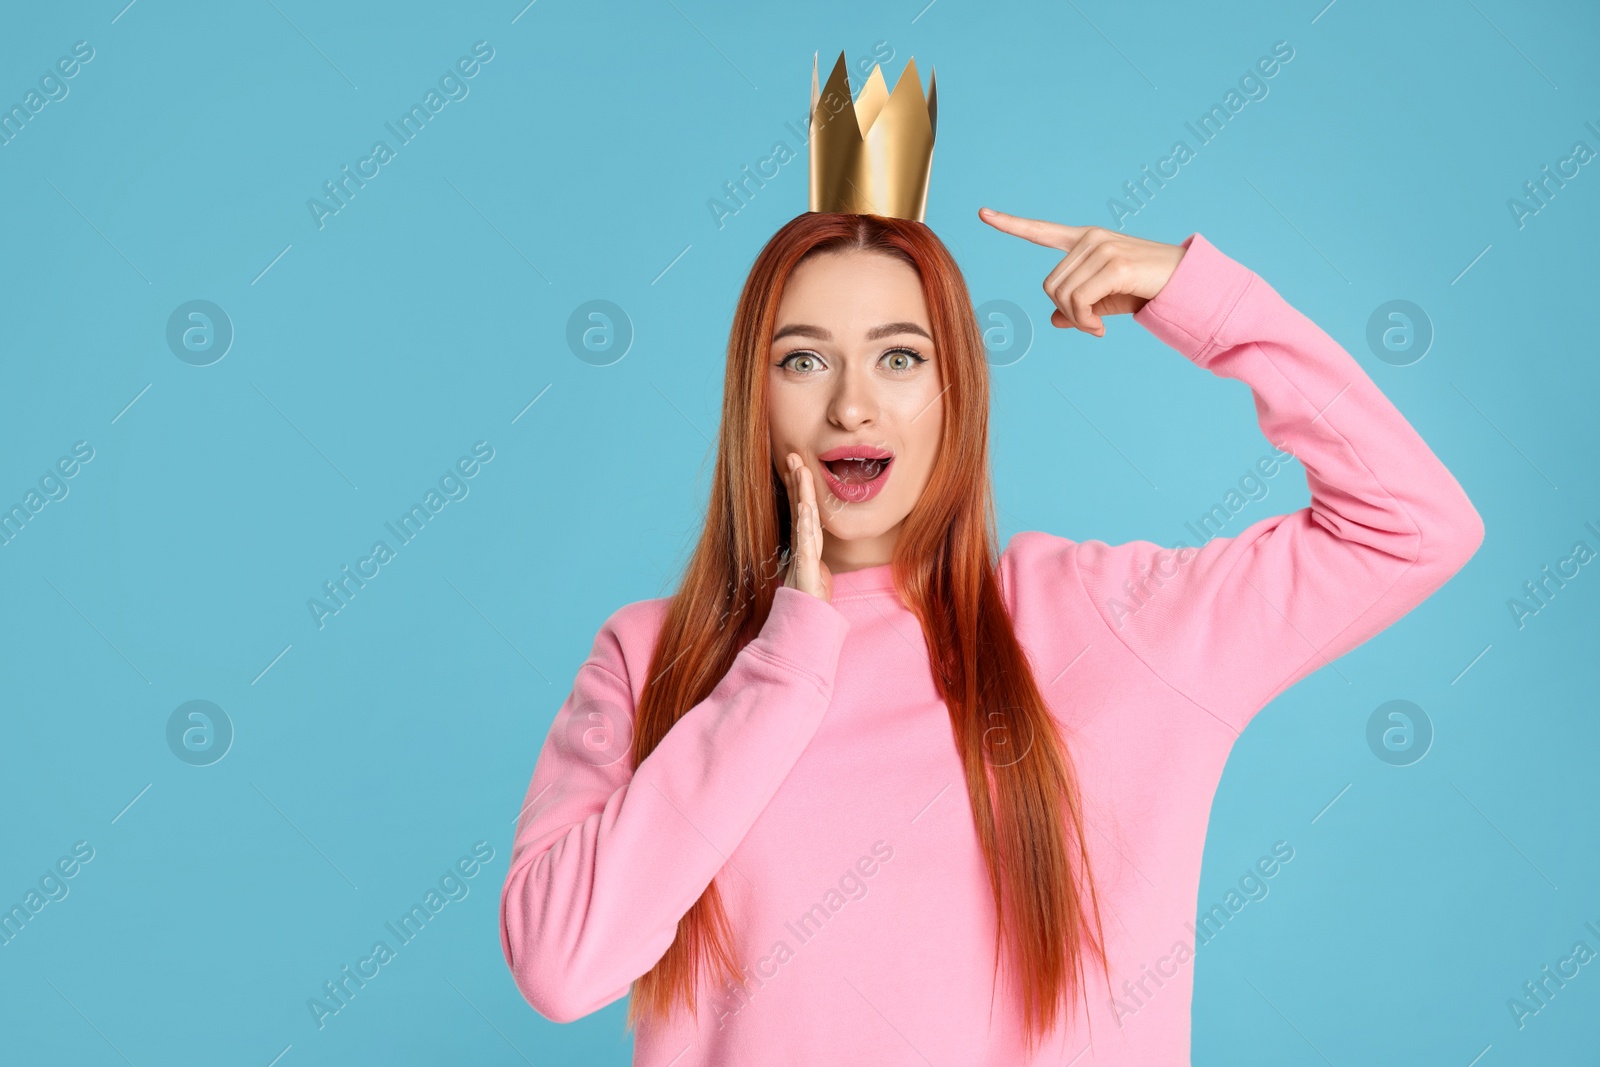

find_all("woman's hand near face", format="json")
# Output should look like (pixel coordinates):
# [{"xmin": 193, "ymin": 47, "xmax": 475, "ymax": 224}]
[
  {"xmin": 978, "ymin": 208, "xmax": 1186, "ymax": 337},
  {"xmin": 781, "ymin": 452, "xmax": 833, "ymax": 603}
]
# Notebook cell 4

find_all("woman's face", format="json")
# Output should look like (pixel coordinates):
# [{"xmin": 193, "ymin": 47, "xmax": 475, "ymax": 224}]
[{"xmin": 767, "ymin": 248, "xmax": 945, "ymax": 571}]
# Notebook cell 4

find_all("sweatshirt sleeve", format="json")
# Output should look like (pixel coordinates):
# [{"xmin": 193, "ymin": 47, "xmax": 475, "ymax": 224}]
[
  {"xmin": 1044, "ymin": 232, "xmax": 1484, "ymax": 735},
  {"xmin": 498, "ymin": 585, "xmax": 852, "ymax": 1023}
]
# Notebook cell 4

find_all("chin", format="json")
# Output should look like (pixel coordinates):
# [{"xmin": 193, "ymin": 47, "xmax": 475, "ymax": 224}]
[{"xmin": 820, "ymin": 507, "xmax": 905, "ymax": 541}]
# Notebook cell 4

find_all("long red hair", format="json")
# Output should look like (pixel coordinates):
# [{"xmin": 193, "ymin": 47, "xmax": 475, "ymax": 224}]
[{"xmin": 626, "ymin": 212, "xmax": 1108, "ymax": 1049}]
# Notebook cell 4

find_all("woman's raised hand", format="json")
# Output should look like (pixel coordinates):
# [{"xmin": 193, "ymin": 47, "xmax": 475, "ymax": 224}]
[
  {"xmin": 978, "ymin": 208, "xmax": 1186, "ymax": 337},
  {"xmin": 781, "ymin": 452, "xmax": 833, "ymax": 603}
]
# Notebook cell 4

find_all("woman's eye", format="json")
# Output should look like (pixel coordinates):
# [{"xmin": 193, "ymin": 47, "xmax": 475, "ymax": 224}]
[
  {"xmin": 883, "ymin": 347, "xmax": 928, "ymax": 372},
  {"xmin": 778, "ymin": 352, "xmax": 820, "ymax": 373}
]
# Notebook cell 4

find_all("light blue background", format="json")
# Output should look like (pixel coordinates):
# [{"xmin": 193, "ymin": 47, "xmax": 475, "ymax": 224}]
[{"xmin": 1, "ymin": 1, "xmax": 1595, "ymax": 1064}]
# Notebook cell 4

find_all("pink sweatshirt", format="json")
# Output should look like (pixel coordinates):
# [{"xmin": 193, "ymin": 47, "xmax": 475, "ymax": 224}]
[{"xmin": 499, "ymin": 233, "xmax": 1484, "ymax": 1065}]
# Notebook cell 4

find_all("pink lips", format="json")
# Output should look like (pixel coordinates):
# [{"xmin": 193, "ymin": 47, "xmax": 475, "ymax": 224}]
[{"xmin": 815, "ymin": 445, "xmax": 894, "ymax": 504}]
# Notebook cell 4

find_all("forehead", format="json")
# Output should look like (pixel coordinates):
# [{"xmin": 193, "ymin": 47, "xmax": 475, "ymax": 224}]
[{"xmin": 775, "ymin": 249, "xmax": 928, "ymax": 329}]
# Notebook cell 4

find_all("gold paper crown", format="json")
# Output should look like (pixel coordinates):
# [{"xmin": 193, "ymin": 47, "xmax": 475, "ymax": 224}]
[{"xmin": 808, "ymin": 51, "xmax": 938, "ymax": 221}]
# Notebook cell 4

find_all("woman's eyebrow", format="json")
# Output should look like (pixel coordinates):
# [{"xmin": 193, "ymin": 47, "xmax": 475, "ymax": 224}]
[{"xmin": 772, "ymin": 321, "xmax": 932, "ymax": 343}]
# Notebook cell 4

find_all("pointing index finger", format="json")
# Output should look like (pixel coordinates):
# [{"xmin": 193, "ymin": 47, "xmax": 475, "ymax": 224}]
[{"xmin": 979, "ymin": 207, "xmax": 1090, "ymax": 251}]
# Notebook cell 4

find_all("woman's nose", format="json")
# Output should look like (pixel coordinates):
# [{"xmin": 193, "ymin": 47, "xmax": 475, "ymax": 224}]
[{"xmin": 829, "ymin": 372, "xmax": 876, "ymax": 427}]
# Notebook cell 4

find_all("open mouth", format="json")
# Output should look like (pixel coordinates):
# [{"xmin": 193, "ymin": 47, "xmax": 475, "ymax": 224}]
[
  {"xmin": 816, "ymin": 448, "xmax": 894, "ymax": 503},
  {"xmin": 822, "ymin": 456, "xmax": 891, "ymax": 482}
]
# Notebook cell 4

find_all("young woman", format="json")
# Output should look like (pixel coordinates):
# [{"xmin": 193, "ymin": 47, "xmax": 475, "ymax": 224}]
[{"xmin": 498, "ymin": 209, "xmax": 1484, "ymax": 1065}]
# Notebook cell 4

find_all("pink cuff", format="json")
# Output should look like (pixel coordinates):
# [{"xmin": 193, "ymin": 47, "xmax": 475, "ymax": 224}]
[{"xmin": 1132, "ymin": 232, "xmax": 1257, "ymax": 367}]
